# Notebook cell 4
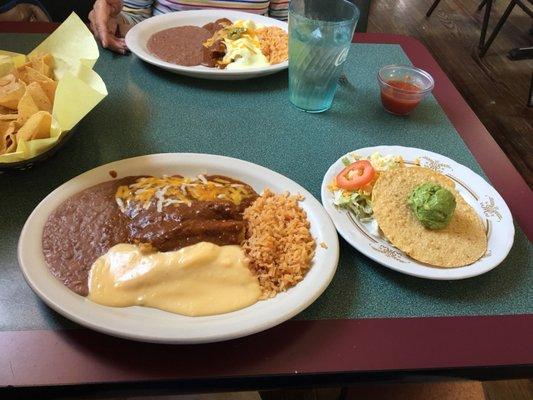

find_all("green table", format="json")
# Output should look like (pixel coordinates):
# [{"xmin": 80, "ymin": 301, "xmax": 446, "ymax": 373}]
[{"xmin": 0, "ymin": 26, "xmax": 531, "ymax": 396}]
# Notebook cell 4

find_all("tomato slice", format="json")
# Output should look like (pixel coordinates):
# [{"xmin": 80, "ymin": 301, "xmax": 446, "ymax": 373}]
[{"xmin": 336, "ymin": 160, "xmax": 376, "ymax": 190}]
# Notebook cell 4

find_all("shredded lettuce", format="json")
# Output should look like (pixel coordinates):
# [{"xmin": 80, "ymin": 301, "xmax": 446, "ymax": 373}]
[
  {"xmin": 331, "ymin": 152, "xmax": 404, "ymax": 221},
  {"xmin": 333, "ymin": 189, "xmax": 374, "ymax": 221},
  {"xmin": 341, "ymin": 156, "xmax": 351, "ymax": 166}
]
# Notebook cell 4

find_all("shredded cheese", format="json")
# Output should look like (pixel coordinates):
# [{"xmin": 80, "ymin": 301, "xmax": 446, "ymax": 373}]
[{"xmin": 115, "ymin": 176, "xmax": 255, "ymax": 213}]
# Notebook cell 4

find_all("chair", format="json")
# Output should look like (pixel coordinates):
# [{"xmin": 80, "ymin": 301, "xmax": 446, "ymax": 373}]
[
  {"xmin": 0, "ymin": 0, "xmax": 51, "ymax": 22},
  {"xmin": 479, "ymin": 1, "xmax": 533, "ymax": 108},
  {"xmin": 0, "ymin": 0, "xmax": 95, "ymax": 22},
  {"xmin": 507, "ymin": 46, "xmax": 533, "ymax": 106},
  {"xmin": 426, "ymin": 0, "xmax": 495, "ymax": 50},
  {"xmin": 479, "ymin": 0, "xmax": 533, "ymax": 56}
]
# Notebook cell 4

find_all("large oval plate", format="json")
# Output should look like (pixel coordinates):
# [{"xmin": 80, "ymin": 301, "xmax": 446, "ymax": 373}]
[
  {"xmin": 321, "ymin": 146, "xmax": 514, "ymax": 280},
  {"xmin": 19, "ymin": 154, "xmax": 339, "ymax": 343},
  {"xmin": 125, "ymin": 10, "xmax": 288, "ymax": 80}
]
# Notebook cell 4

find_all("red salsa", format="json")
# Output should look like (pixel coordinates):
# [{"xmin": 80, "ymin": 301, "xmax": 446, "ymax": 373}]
[{"xmin": 380, "ymin": 80, "xmax": 422, "ymax": 115}]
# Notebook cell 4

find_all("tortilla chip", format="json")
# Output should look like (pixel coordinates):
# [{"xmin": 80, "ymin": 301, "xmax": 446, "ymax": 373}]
[
  {"xmin": 17, "ymin": 88, "xmax": 40, "ymax": 125},
  {"xmin": 0, "ymin": 55, "xmax": 57, "ymax": 149},
  {"xmin": 11, "ymin": 53, "xmax": 54, "ymax": 86},
  {"xmin": 19, "ymin": 67, "xmax": 57, "ymax": 103},
  {"xmin": 12, "ymin": 64, "xmax": 27, "ymax": 83},
  {"xmin": 26, "ymin": 82, "xmax": 52, "ymax": 113},
  {"xmin": 38, "ymin": 79, "xmax": 57, "ymax": 103},
  {"xmin": 16, "ymin": 111, "xmax": 51, "ymax": 141},
  {"xmin": 0, "ymin": 121, "xmax": 17, "ymax": 154},
  {"xmin": 0, "ymin": 55, "xmax": 17, "ymax": 78},
  {"xmin": 16, "ymin": 60, "xmax": 31, "ymax": 69},
  {"xmin": 0, "ymin": 104, "xmax": 14, "ymax": 113},
  {"xmin": 0, "ymin": 103, "xmax": 18, "ymax": 119},
  {"xmin": 0, "ymin": 120, "xmax": 13, "ymax": 136},
  {"xmin": 24, "ymin": 66, "xmax": 54, "ymax": 85},
  {"xmin": 0, "ymin": 74, "xmax": 15, "ymax": 86},
  {"xmin": 29, "ymin": 53, "xmax": 54, "ymax": 78},
  {"xmin": 0, "ymin": 113, "xmax": 18, "ymax": 121},
  {"xmin": 0, "ymin": 74, "xmax": 26, "ymax": 109},
  {"xmin": 4, "ymin": 133, "xmax": 17, "ymax": 153},
  {"xmin": 372, "ymin": 166, "xmax": 487, "ymax": 267}
]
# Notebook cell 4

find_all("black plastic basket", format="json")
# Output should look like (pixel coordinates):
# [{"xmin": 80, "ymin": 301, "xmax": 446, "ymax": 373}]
[{"xmin": 0, "ymin": 127, "xmax": 76, "ymax": 171}]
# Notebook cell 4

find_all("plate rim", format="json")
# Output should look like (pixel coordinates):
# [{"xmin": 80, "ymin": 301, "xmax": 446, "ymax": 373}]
[
  {"xmin": 125, "ymin": 10, "xmax": 288, "ymax": 78},
  {"xmin": 18, "ymin": 153, "xmax": 339, "ymax": 343},
  {"xmin": 321, "ymin": 145, "xmax": 515, "ymax": 280}
]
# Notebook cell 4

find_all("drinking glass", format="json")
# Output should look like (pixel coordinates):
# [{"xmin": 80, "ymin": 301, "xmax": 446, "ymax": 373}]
[{"xmin": 289, "ymin": 0, "xmax": 359, "ymax": 113}]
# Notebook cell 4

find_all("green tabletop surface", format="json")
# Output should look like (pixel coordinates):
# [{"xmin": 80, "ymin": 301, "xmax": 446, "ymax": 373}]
[{"xmin": 1, "ymin": 34, "xmax": 531, "ymax": 331}]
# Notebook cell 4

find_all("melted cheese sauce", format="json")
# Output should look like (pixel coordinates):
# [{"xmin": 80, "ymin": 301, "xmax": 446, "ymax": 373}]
[
  {"xmin": 222, "ymin": 20, "xmax": 269, "ymax": 70},
  {"xmin": 88, "ymin": 242, "xmax": 261, "ymax": 316}
]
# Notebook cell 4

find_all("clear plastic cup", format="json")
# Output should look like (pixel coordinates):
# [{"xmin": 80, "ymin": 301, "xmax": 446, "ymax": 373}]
[
  {"xmin": 377, "ymin": 65, "xmax": 434, "ymax": 115},
  {"xmin": 289, "ymin": 0, "xmax": 359, "ymax": 113}
]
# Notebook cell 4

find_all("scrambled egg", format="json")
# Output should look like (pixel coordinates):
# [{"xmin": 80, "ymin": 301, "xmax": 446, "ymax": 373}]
[{"xmin": 222, "ymin": 20, "xmax": 269, "ymax": 70}]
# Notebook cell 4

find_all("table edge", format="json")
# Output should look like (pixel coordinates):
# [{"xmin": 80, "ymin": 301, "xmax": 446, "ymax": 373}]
[
  {"xmin": 0, "ymin": 21, "xmax": 59, "ymax": 33},
  {"xmin": 1, "ymin": 315, "xmax": 532, "ymax": 387}
]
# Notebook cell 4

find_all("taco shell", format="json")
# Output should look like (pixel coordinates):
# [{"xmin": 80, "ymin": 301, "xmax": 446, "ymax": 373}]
[{"xmin": 372, "ymin": 166, "xmax": 487, "ymax": 267}]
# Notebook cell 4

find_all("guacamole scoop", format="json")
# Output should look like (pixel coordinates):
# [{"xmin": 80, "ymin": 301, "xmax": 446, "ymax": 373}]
[{"xmin": 408, "ymin": 182, "xmax": 456, "ymax": 230}]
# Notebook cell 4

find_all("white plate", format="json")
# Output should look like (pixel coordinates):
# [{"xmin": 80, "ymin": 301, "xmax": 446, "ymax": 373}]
[
  {"xmin": 125, "ymin": 10, "xmax": 288, "ymax": 80},
  {"xmin": 321, "ymin": 146, "xmax": 514, "ymax": 280},
  {"xmin": 19, "ymin": 154, "xmax": 338, "ymax": 343}
]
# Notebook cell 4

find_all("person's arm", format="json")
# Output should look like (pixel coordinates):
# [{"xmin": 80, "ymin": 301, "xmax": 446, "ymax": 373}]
[
  {"xmin": 89, "ymin": 0, "xmax": 128, "ymax": 54},
  {"xmin": 88, "ymin": 0, "xmax": 154, "ymax": 54},
  {"xmin": 268, "ymin": 0, "xmax": 289, "ymax": 21}
]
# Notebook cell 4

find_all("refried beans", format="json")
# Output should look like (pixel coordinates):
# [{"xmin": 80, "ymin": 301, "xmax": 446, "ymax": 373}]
[
  {"xmin": 42, "ymin": 175, "xmax": 258, "ymax": 296},
  {"xmin": 147, "ymin": 26, "xmax": 212, "ymax": 66}
]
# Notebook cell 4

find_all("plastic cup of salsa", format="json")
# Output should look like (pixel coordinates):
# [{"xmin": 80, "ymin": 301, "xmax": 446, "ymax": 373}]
[{"xmin": 377, "ymin": 65, "xmax": 434, "ymax": 116}]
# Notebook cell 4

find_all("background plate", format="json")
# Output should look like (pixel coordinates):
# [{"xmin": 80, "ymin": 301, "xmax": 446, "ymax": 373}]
[
  {"xmin": 19, "ymin": 153, "xmax": 339, "ymax": 343},
  {"xmin": 321, "ymin": 146, "xmax": 514, "ymax": 280},
  {"xmin": 125, "ymin": 10, "xmax": 288, "ymax": 80}
]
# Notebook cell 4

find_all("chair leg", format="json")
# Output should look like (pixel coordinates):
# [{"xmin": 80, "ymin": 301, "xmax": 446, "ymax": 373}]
[
  {"xmin": 479, "ymin": 0, "xmax": 493, "ymax": 49},
  {"xmin": 515, "ymin": 0, "xmax": 533, "ymax": 18},
  {"xmin": 478, "ymin": 0, "xmax": 488, "ymax": 11},
  {"xmin": 527, "ymin": 73, "xmax": 533, "ymax": 107},
  {"xmin": 426, "ymin": 0, "xmax": 443, "ymax": 17},
  {"xmin": 479, "ymin": 0, "xmax": 517, "ymax": 57}
]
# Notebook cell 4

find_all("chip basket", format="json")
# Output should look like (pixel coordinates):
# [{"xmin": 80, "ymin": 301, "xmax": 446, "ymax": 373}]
[{"xmin": 0, "ymin": 126, "xmax": 76, "ymax": 172}]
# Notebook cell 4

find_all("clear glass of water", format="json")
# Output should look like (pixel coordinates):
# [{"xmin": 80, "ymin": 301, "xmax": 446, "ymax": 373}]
[{"xmin": 289, "ymin": 0, "xmax": 359, "ymax": 113}]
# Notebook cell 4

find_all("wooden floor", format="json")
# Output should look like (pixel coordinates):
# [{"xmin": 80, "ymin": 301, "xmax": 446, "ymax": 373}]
[
  {"xmin": 64, "ymin": 380, "xmax": 532, "ymax": 399},
  {"xmin": 258, "ymin": 380, "xmax": 533, "ymax": 400},
  {"xmin": 367, "ymin": 0, "xmax": 533, "ymax": 187}
]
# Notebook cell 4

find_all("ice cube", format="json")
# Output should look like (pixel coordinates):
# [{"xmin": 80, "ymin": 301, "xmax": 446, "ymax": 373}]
[{"xmin": 310, "ymin": 28, "xmax": 323, "ymax": 40}]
